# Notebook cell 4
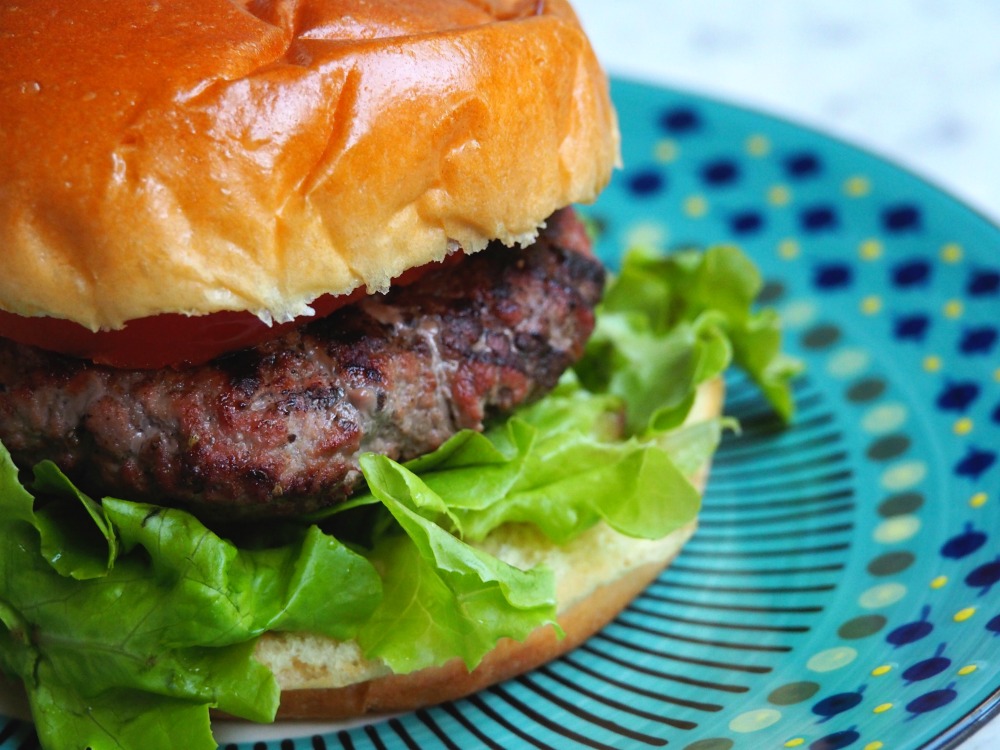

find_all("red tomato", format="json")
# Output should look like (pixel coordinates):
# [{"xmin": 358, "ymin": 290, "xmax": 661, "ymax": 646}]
[{"xmin": 0, "ymin": 255, "xmax": 462, "ymax": 369}]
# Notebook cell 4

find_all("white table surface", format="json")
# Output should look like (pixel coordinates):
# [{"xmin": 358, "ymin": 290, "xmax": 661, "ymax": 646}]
[{"xmin": 571, "ymin": 2, "xmax": 1000, "ymax": 748}]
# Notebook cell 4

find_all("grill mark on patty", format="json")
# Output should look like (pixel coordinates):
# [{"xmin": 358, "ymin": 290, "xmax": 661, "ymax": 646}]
[{"xmin": 0, "ymin": 208, "xmax": 603, "ymax": 519}]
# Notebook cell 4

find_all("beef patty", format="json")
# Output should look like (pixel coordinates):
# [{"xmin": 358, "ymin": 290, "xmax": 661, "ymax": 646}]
[{"xmin": 0, "ymin": 209, "xmax": 604, "ymax": 519}]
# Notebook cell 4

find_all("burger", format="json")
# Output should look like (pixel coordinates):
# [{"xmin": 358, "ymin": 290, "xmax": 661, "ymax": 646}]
[{"xmin": 0, "ymin": 2, "xmax": 798, "ymax": 749}]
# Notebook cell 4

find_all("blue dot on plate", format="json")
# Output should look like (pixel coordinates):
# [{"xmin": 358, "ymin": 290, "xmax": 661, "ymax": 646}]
[
  {"xmin": 659, "ymin": 106, "xmax": 702, "ymax": 134},
  {"xmin": 987, "ymin": 614, "xmax": 1000, "ymax": 636},
  {"xmin": 894, "ymin": 314, "xmax": 931, "ymax": 342},
  {"xmin": 627, "ymin": 169, "xmax": 666, "ymax": 196},
  {"xmin": 729, "ymin": 211, "xmax": 765, "ymax": 235},
  {"xmin": 800, "ymin": 205, "xmax": 839, "ymax": 232},
  {"xmin": 903, "ymin": 645, "xmax": 951, "ymax": 683},
  {"xmin": 992, "ymin": 402, "xmax": 1000, "ymax": 425},
  {"xmin": 701, "ymin": 159, "xmax": 740, "ymax": 186},
  {"xmin": 959, "ymin": 326, "xmax": 998, "ymax": 355},
  {"xmin": 814, "ymin": 263, "xmax": 853, "ymax": 289},
  {"xmin": 906, "ymin": 686, "xmax": 958, "ymax": 715},
  {"xmin": 965, "ymin": 558, "xmax": 1000, "ymax": 595},
  {"xmin": 955, "ymin": 446, "xmax": 997, "ymax": 480},
  {"xmin": 968, "ymin": 269, "xmax": 1000, "ymax": 296},
  {"xmin": 811, "ymin": 689, "xmax": 864, "ymax": 721},
  {"xmin": 936, "ymin": 381, "xmax": 980, "ymax": 411},
  {"xmin": 940, "ymin": 523, "xmax": 987, "ymax": 559},
  {"xmin": 892, "ymin": 259, "xmax": 932, "ymax": 288},
  {"xmin": 882, "ymin": 203, "xmax": 923, "ymax": 232},
  {"xmin": 886, "ymin": 606, "xmax": 933, "ymax": 647},
  {"xmin": 784, "ymin": 151, "xmax": 822, "ymax": 178},
  {"xmin": 809, "ymin": 729, "xmax": 861, "ymax": 750}
]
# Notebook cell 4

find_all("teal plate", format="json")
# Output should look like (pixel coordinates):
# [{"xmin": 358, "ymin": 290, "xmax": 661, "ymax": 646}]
[{"xmin": 5, "ymin": 78, "xmax": 1000, "ymax": 750}]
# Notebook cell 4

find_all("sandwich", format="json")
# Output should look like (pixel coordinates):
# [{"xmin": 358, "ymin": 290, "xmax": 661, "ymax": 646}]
[{"xmin": 0, "ymin": 2, "xmax": 799, "ymax": 749}]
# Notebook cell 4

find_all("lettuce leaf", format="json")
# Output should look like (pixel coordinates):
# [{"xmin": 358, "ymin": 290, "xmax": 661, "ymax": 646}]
[
  {"xmin": 0, "ymin": 448, "xmax": 383, "ymax": 750},
  {"xmin": 0, "ymin": 244, "xmax": 799, "ymax": 750},
  {"xmin": 355, "ymin": 490, "xmax": 558, "ymax": 672},
  {"xmin": 359, "ymin": 382, "xmax": 706, "ymax": 546},
  {"xmin": 576, "ymin": 245, "xmax": 801, "ymax": 429}
]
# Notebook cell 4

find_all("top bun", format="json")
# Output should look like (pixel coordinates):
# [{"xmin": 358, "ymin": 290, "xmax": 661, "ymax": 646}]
[{"xmin": 0, "ymin": 0, "xmax": 619, "ymax": 331}]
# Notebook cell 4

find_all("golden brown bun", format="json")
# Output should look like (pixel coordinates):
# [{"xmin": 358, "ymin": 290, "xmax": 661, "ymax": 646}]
[
  {"xmin": 253, "ymin": 377, "xmax": 724, "ymax": 721},
  {"xmin": 0, "ymin": 0, "xmax": 619, "ymax": 331}
]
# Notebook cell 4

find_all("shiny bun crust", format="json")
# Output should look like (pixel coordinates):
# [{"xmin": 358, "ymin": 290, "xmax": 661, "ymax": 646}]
[
  {"xmin": 0, "ymin": 0, "xmax": 619, "ymax": 331},
  {"xmin": 250, "ymin": 378, "xmax": 724, "ymax": 722}
]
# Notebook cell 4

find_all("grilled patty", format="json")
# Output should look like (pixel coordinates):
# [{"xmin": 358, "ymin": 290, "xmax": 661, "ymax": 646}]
[{"xmin": 0, "ymin": 209, "xmax": 603, "ymax": 519}]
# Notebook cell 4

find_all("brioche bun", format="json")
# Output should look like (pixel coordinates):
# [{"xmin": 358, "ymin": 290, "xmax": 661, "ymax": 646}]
[
  {"xmin": 0, "ymin": 0, "xmax": 619, "ymax": 331},
  {"xmin": 250, "ymin": 377, "xmax": 724, "ymax": 721}
]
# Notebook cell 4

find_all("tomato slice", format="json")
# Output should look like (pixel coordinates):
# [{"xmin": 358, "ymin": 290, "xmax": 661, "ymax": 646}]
[{"xmin": 0, "ymin": 254, "xmax": 462, "ymax": 369}]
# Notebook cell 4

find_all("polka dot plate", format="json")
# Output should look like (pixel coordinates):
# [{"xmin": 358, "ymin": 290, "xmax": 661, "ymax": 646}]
[{"xmin": 6, "ymin": 79, "xmax": 1000, "ymax": 750}]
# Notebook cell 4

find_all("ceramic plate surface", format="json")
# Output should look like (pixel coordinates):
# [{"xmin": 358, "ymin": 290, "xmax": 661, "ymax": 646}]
[{"xmin": 4, "ymin": 79, "xmax": 999, "ymax": 750}]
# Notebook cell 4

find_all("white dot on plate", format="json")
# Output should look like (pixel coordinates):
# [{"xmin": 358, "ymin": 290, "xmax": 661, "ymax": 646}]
[
  {"xmin": 729, "ymin": 708, "xmax": 782, "ymax": 733},
  {"xmin": 779, "ymin": 300, "xmax": 818, "ymax": 329},
  {"xmin": 807, "ymin": 647, "xmax": 858, "ymax": 672},
  {"xmin": 623, "ymin": 221, "xmax": 667, "ymax": 251},
  {"xmin": 826, "ymin": 348, "xmax": 871, "ymax": 378},
  {"xmin": 859, "ymin": 582, "xmax": 908, "ymax": 609},
  {"xmin": 874, "ymin": 515, "xmax": 922, "ymax": 544},
  {"xmin": 880, "ymin": 460, "xmax": 928, "ymax": 491},
  {"xmin": 862, "ymin": 403, "xmax": 908, "ymax": 434}
]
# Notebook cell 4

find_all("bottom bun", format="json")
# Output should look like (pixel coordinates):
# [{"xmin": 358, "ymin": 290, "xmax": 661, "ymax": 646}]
[
  {"xmin": 258, "ymin": 376, "xmax": 725, "ymax": 721},
  {"xmin": 273, "ymin": 531, "xmax": 691, "ymax": 720}
]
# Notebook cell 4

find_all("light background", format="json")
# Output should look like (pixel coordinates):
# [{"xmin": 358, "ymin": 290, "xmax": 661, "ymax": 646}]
[
  {"xmin": 570, "ymin": 1, "xmax": 1000, "ymax": 747},
  {"xmin": 572, "ymin": 0, "xmax": 1000, "ymax": 223}
]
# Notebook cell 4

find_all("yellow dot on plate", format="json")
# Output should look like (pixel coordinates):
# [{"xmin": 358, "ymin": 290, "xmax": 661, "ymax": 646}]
[
  {"xmin": 931, "ymin": 575, "xmax": 949, "ymax": 589},
  {"xmin": 874, "ymin": 703, "xmax": 893, "ymax": 714},
  {"xmin": 844, "ymin": 175, "xmax": 872, "ymax": 197},
  {"xmin": 768, "ymin": 185, "xmax": 792, "ymax": 206},
  {"xmin": 654, "ymin": 139, "xmax": 679, "ymax": 163},
  {"xmin": 971, "ymin": 492, "xmax": 989, "ymax": 508},
  {"xmin": 785, "ymin": 739, "xmax": 805, "ymax": 748},
  {"xmin": 871, "ymin": 664, "xmax": 893, "ymax": 677},
  {"xmin": 779, "ymin": 238, "xmax": 800, "ymax": 259},
  {"xmin": 747, "ymin": 134, "xmax": 771, "ymax": 156},
  {"xmin": 954, "ymin": 417, "xmax": 974, "ymax": 435},
  {"xmin": 944, "ymin": 299, "xmax": 964, "ymax": 318},
  {"xmin": 861, "ymin": 296, "xmax": 883, "ymax": 315},
  {"xmin": 955, "ymin": 607, "xmax": 977, "ymax": 622},
  {"xmin": 684, "ymin": 195, "xmax": 708, "ymax": 218},
  {"xmin": 865, "ymin": 742, "xmax": 885, "ymax": 750},
  {"xmin": 923, "ymin": 355, "xmax": 942, "ymax": 372},
  {"xmin": 959, "ymin": 664, "xmax": 979, "ymax": 676},
  {"xmin": 860, "ymin": 238, "xmax": 883, "ymax": 260},
  {"xmin": 941, "ymin": 242, "xmax": 964, "ymax": 263},
  {"xmin": 995, "ymin": 367, "xmax": 1000, "ymax": 382}
]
